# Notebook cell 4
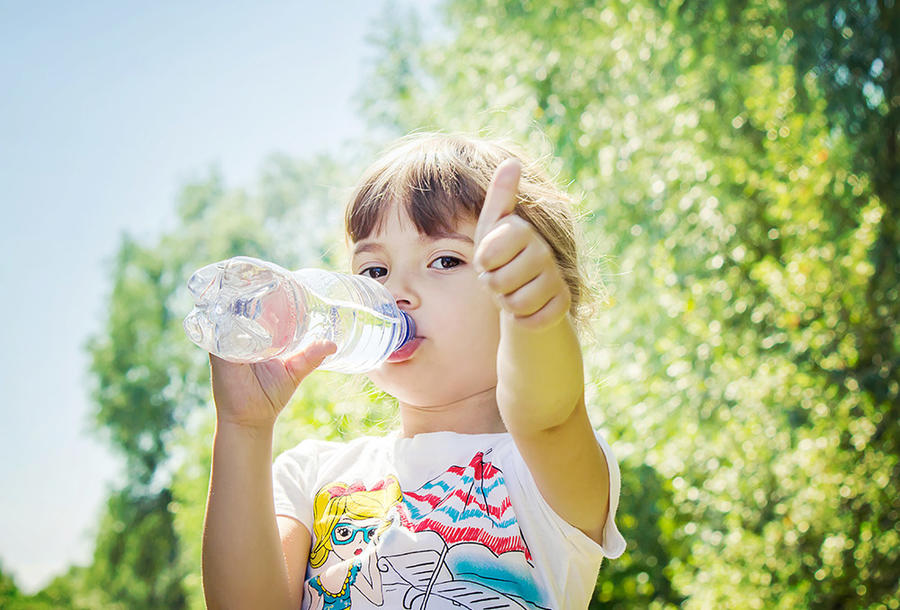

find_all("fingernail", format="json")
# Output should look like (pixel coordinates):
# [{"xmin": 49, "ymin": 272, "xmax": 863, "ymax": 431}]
[{"xmin": 501, "ymin": 158, "xmax": 522, "ymax": 178}]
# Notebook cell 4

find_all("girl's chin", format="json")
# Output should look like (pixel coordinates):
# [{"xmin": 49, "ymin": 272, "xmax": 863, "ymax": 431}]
[
  {"xmin": 364, "ymin": 378, "xmax": 427, "ymax": 405},
  {"xmin": 368, "ymin": 375, "xmax": 492, "ymax": 409}
]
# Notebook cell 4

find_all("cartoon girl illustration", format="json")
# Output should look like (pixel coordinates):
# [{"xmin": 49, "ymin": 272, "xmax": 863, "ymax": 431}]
[{"xmin": 306, "ymin": 476, "xmax": 403, "ymax": 609}]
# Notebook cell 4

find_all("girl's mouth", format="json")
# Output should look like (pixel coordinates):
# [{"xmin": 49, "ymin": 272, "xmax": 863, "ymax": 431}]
[
  {"xmin": 387, "ymin": 337, "xmax": 423, "ymax": 363},
  {"xmin": 354, "ymin": 549, "xmax": 363, "ymax": 556}
]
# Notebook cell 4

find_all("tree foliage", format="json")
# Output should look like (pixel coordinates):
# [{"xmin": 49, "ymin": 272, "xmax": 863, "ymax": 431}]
[
  {"xmin": 359, "ymin": 0, "xmax": 899, "ymax": 607},
  {"xmin": 73, "ymin": 156, "xmax": 366, "ymax": 609}
]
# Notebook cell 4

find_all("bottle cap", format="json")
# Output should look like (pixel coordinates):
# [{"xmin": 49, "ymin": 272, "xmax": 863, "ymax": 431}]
[{"xmin": 397, "ymin": 311, "xmax": 416, "ymax": 348}]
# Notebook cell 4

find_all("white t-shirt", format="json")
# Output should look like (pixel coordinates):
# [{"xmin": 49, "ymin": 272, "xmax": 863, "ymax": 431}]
[{"xmin": 273, "ymin": 430, "xmax": 625, "ymax": 610}]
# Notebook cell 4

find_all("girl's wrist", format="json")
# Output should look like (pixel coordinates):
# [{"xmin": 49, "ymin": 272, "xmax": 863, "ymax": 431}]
[
  {"xmin": 210, "ymin": 419, "xmax": 276, "ymax": 473},
  {"xmin": 214, "ymin": 416, "xmax": 277, "ymax": 443}
]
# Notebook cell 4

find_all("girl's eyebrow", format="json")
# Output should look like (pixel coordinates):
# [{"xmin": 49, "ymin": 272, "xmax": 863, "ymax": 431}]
[
  {"xmin": 429, "ymin": 230, "xmax": 474, "ymax": 245},
  {"xmin": 352, "ymin": 231, "xmax": 473, "ymax": 256},
  {"xmin": 352, "ymin": 242, "xmax": 383, "ymax": 256}
]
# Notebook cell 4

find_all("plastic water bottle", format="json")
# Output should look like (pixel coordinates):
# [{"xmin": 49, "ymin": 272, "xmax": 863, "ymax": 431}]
[{"xmin": 182, "ymin": 256, "xmax": 416, "ymax": 373}]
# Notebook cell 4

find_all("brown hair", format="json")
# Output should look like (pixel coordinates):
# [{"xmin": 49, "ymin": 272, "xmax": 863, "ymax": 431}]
[{"xmin": 345, "ymin": 132, "xmax": 596, "ymax": 327}]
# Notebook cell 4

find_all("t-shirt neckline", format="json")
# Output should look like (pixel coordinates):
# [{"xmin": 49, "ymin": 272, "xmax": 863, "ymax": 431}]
[{"xmin": 388, "ymin": 429, "xmax": 510, "ymax": 442}]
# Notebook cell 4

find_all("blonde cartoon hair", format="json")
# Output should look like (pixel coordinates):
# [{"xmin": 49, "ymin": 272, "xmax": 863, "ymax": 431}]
[{"xmin": 309, "ymin": 477, "xmax": 403, "ymax": 568}]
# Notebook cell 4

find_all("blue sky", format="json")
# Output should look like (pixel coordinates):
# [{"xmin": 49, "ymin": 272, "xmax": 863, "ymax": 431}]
[{"xmin": 0, "ymin": 1, "xmax": 435, "ymax": 592}]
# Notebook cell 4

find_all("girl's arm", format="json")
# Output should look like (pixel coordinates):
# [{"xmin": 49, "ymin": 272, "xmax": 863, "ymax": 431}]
[
  {"xmin": 278, "ymin": 516, "xmax": 313, "ymax": 607},
  {"xmin": 496, "ymin": 314, "xmax": 610, "ymax": 542},
  {"xmin": 358, "ymin": 550, "xmax": 384, "ymax": 604},
  {"xmin": 474, "ymin": 160, "xmax": 610, "ymax": 543},
  {"xmin": 202, "ymin": 343, "xmax": 334, "ymax": 609},
  {"xmin": 203, "ymin": 421, "xmax": 298, "ymax": 609}
]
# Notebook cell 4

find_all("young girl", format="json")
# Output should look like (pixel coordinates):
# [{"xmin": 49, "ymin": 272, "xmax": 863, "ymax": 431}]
[{"xmin": 201, "ymin": 133, "xmax": 625, "ymax": 609}]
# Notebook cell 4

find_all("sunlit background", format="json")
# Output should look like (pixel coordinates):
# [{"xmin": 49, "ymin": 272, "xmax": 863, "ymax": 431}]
[{"xmin": 2, "ymin": 1, "xmax": 897, "ymax": 609}]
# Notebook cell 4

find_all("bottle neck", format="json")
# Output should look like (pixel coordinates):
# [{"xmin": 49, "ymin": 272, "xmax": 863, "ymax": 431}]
[{"xmin": 398, "ymin": 311, "xmax": 416, "ymax": 348}]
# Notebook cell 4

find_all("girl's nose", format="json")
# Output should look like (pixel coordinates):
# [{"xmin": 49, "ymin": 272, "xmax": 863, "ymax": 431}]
[
  {"xmin": 385, "ymin": 271, "xmax": 420, "ymax": 310},
  {"xmin": 395, "ymin": 292, "xmax": 418, "ymax": 310}
]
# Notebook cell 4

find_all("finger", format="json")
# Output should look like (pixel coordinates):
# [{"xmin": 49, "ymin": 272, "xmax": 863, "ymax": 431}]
[
  {"xmin": 497, "ymin": 271, "xmax": 567, "ymax": 318},
  {"xmin": 474, "ymin": 215, "xmax": 531, "ymax": 273},
  {"xmin": 510, "ymin": 292, "xmax": 571, "ymax": 331},
  {"xmin": 474, "ymin": 158, "xmax": 522, "ymax": 246},
  {"xmin": 284, "ymin": 340, "xmax": 338, "ymax": 383},
  {"xmin": 479, "ymin": 239, "xmax": 549, "ymax": 295}
]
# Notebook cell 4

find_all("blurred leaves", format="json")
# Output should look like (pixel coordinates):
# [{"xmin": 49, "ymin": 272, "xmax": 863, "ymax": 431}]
[
  {"xmin": 360, "ymin": 0, "xmax": 899, "ymax": 607},
  {"xmin": 76, "ymin": 156, "xmax": 359, "ymax": 609}
]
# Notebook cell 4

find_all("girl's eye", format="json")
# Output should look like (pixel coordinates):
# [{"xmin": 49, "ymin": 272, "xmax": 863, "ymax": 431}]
[
  {"xmin": 360, "ymin": 266, "xmax": 388, "ymax": 279},
  {"xmin": 429, "ymin": 256, "xmax": 463, "ymax": 270},
  {"xmin": 334, "ymin": 527, "xmax": 352, "ymax": 542}
]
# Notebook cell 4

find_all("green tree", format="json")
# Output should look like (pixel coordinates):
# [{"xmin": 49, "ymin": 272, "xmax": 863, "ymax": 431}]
[
  {"xmin": 360, "ymin": 0, "xmax": 899, "ymax": 607},
  {"xmin": 79, "ymin": 155, "xmax": 367, "ymax": 609},
  {"xmin": 0, "ymin": 563, "xmax": 23, "ymax": 607},
  {"xmin": 0, "ymin": 560, "xmax": 92, "ymax": 609},
  {"xmin": 659, "ymin": 1, "xmax": 899, "ymax": 606}
]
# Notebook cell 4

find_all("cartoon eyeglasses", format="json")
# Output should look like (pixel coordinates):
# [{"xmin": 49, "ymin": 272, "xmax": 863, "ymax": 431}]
[{"xmin": 331, "ymin": 524, "xmax": 378, "ymax": 545}]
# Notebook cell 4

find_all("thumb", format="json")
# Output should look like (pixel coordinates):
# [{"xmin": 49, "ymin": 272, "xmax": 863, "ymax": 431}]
[
  {"xmin": 284, "ymin": 340, "xmax": 338, "ymax": 383},
  {"xmin": 474, "ymin": 158, "xmax": 522, "ymax": 246}
]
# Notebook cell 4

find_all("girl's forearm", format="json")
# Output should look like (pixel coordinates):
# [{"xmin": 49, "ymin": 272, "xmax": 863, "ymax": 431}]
[
  {"xmin": 496, "ymin": 312, "xmax": 585, "ymax": 433},
  {"xmin": 202, "ymin": 420, "xmax": 294, "ymax": 610},
  {"xmin": 366, "ymin": 552, "xmax": 384, "ymax": 602}
]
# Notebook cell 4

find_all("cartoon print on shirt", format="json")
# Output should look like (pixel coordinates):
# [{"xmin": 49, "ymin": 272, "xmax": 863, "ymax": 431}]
[
  {"xmin": 306, "ymin": 477, "xmax": 404, "ymax": 609},
  {"xmin": 307, "ymin": 451, "xmax": 550, "ymax": 609},
  {"xmin": 390, "ymin": 450, "xmax": 549, "ymax": 609}
]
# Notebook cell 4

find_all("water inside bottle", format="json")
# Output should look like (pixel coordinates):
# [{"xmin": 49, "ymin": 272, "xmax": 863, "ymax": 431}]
[
  {"xmin": 183, "ymin": 258, "xmax": 301, "ymax": 362},
  {"xmin": 283, "ymin": 293, "xmax": 402, "ymax": 373}
]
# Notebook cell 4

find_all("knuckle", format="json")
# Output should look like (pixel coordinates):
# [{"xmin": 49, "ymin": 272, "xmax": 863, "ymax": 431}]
[
  {"xmin": 541, "ymin": 241, "xmax": 555, "ymax": 261},
  {"xmin": 473, "ymin": 249, "xmax": 487, "ymax": 271},
  {"xmin": 506, "ymin": 215, "xmax": 530, "ymax": 230},
  {"xmin": 531, "ymin": 237, "xmax": 552, "ymax": 261},
  {"xmin": 478, "ymin": 232, "xmax": 502, "ymax": 262},
  {"xmin": 508, "ymin": 217, "xmax": 534, "ymax": 240},
  {"xmin": 499, "ymin": 291, "xmax": 520, "ymax": 311},
  {"xmin": 514, "ymin": 311, "xmax": 544, "ymax": 330},
  {"xmin": 484, "ymin": 271, "xmax": 503, "ymax": 291},
  {"xmin": 501, "ymin": 291, "xmax": 527, "ymax": 314},
  {"xmin": 474, "ymin": 244, "xmax": 497, "ymax": 271}
]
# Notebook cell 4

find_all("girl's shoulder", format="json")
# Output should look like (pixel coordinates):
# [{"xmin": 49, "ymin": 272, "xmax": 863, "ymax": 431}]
[{"xmin": 272, "ymin": 433, "xmax": 400, "ymax": 518}]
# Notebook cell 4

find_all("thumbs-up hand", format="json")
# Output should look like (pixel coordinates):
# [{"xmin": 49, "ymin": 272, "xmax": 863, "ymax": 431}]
[{"xmin": 473, "ymin": 159, "xmax": 571, "ymax": 331}]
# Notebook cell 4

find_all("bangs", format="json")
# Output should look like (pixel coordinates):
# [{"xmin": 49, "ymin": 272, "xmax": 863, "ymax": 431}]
[{"xmin": 345, "ymin": 136, "xmax": 499, "ymax": 241}]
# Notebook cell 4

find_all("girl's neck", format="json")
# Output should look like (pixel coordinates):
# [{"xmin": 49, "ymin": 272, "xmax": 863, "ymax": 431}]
[{"xmin": 397, "ymin": 386, "xmax": 507, "ymax": 438}]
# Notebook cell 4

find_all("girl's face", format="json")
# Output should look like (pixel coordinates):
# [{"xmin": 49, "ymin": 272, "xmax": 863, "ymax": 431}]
[
  {"xmin": 351, "ymin": 204, "xmax": 500, "ymax": 408},
  {"xmin": 330, "ymin": 518, "xmax": 380, "ymax": 561}
]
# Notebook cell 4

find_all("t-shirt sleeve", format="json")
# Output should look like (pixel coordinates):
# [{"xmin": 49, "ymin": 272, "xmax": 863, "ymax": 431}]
[
  {"xmin": 272, "ymin": 442, "xmax": 321, "ymax": 533},
  {"xmin": 594, "ymin": 432, "xmax": 627, "ymax": 558},
  {"xmin": 505, "ymin": 429, "xmax": 626, "ymax": 559}
]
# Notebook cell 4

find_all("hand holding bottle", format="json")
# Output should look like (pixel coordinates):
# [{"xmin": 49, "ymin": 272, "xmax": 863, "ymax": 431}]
[{"xmin": 209, "ymin": 340, "xmax": 337, "ymax": 430}]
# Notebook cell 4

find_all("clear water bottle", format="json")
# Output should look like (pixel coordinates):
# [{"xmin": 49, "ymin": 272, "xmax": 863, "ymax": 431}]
[{"xmin": 183, "ymin": 256, "xmax": 416, "ymax": 373}]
